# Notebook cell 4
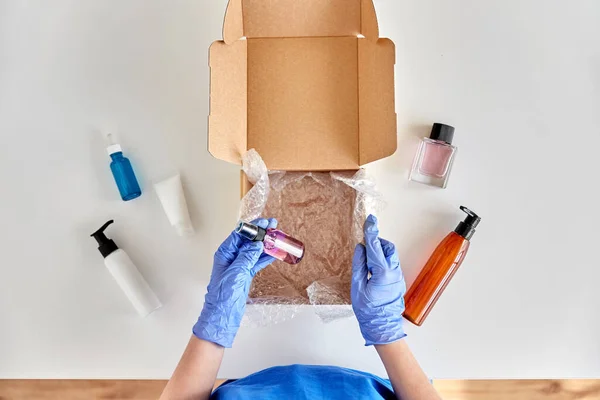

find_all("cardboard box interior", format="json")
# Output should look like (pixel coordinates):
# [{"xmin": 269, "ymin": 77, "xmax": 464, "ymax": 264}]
[
  {"xmin": 248, "ymin": 173, "xmax": 357, "ymax": 304},
  {"xmin": 208, "ymin": 0, "xmax": 397, "ymax": 171}
]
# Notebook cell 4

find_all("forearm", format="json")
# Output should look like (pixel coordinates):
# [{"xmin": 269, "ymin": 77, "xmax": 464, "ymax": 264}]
[
  {"xmin": 376, "ymin": 340, "xmax": 442, "ymax": 400},
  {"xmin": 160, "ymin": 336, "xmax": 224, "ymax": 400}
]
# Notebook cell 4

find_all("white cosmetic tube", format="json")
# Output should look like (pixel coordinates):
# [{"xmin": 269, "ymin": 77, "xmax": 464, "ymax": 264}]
[{"xmin": 154, "ymin": 174, "xmax": 195, "ymax": 237}]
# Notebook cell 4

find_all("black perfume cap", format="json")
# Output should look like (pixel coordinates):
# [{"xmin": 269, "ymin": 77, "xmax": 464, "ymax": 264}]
[
  {"xmin": 236, "ymin": 221, "xmax": 266, "ymax": 242},
  {"xmin": 90, "ymin": 220, "xmax": 119, "ymax": 258},
  {"xmin": 454, "ymin": 206, "xmax": 481, "ymax": 240},
  {"xmin": 430, "ymin": 123, "xmax": 455, "ymax": 145}
]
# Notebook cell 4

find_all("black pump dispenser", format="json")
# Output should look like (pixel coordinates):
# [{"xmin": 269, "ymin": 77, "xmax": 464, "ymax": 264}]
[
  {"xmin": 454, "ymin": 206, "xmax": 481, "ymax": 240},
  {"xmin": 91, "ymin": 220, "xmax": 119, "ymax": 258}
]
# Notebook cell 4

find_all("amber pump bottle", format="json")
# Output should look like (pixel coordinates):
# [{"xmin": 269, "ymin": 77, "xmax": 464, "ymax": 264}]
[{"xmin": 404, "ymin": 206, "xmax": 481, "ymax": 326}]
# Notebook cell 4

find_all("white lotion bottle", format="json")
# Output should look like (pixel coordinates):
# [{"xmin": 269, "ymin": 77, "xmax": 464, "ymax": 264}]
[{"xmin": 91, "ymin": 220, "xmax": 162, "ymax": 317}]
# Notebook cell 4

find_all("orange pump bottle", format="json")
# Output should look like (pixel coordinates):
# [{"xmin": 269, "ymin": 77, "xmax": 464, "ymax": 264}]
[{"xmin": 404, "ymin": 206, "xmax": 481, "ymax": 326}]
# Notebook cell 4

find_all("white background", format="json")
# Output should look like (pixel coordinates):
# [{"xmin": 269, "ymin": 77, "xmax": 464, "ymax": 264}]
[{"xmin": 1, "ymin": 0, "xmax": 599, "ymax": 379}]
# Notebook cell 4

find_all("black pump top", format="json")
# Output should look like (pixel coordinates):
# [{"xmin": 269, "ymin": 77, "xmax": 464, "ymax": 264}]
[
  {"xmin": 91, "ymin": 220, "xmax": 119, "ymax": 258},
  {"xmin": 430, "ymin": 123, "xmax": 455, "ymax": 145},
  {"xmin": 454, "ymin": 206, "xmax": 481, "ymax": 240}
]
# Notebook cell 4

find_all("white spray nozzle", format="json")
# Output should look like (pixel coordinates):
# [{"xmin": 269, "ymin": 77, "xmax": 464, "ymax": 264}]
[{"xmin": 105, "ymin": 132, "xmax": 122, "ymax": 155}]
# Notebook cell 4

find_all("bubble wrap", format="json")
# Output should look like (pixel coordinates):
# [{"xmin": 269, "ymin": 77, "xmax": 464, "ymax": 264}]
[{"xmin": 239, "ymin": 150, "xmax": 383, "ymax": 324}]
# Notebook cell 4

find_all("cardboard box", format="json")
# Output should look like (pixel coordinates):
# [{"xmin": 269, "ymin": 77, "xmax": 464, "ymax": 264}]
[
  {"xmin": 208, "ymin": 0, "xmax": 397, "ymax": 171},
  {"xmin": 207, "ymin": 0, "xmax": 397, "ymax": 305}
]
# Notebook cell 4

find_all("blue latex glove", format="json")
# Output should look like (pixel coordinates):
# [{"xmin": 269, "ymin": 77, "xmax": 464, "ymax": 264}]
[
  {"xmin": 193, "ymin": 218, "xmax": 277, "ymax": 348},
  {"xmin": 352, "ymin": 215, "xmax": 407, "ymax": 346}
]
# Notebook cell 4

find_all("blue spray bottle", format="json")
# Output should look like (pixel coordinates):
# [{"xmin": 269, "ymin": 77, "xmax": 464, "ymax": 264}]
[{"xmin": 106, "ymin": 133, "xmax": 142, "ymax": 201}]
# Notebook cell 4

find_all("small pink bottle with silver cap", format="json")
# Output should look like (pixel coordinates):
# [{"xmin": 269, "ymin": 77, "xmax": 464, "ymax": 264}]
[{"xmin": 235, "ymin": 221, "xmax": 304, "ymax": 264}]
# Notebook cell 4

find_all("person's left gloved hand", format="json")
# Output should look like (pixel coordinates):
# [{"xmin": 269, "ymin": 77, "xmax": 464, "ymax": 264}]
[{"xmin": 193, "ymin": 218, "xmax": 277, "ymax": 348}]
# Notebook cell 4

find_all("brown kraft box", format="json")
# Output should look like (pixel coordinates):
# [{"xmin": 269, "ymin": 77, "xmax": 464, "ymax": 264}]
[{"xmin": 208, "ymin": 0, "xmax": 397, "ymax": 304}]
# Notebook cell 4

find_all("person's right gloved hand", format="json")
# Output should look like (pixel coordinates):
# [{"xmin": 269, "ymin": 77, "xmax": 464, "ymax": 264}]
[
  {"xmin": 193, "ymin": 218, "xmax": 277, "ymax": 348},
  {"xmin": 352, "ymin": 215, "xmax": 407, "ymax": 346}
]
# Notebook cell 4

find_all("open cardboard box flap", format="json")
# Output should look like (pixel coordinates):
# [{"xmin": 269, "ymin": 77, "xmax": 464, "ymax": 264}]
[{"xmin": 209, "ymin": 0, "xmax": 397, "ymax": 171}]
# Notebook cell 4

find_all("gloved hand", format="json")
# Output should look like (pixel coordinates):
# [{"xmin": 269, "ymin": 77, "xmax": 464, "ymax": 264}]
[
  {"xmin": 193, "ymin": 218, "xmax": 277, "ymax": 348},
  {"xmin": 352, "ymin": 214, "xmax": 407, "ymax": 346}
]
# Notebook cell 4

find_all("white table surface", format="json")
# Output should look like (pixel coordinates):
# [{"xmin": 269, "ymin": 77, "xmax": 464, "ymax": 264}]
[{"xmin": 1, "ymin": 0, "xmax": 599, "ymax": 380}]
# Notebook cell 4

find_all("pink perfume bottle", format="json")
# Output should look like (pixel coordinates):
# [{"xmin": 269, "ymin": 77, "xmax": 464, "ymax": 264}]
[
  {"xmin": 409, "ymin": 123, "xmax": 457, "ymax": 188},
  {"xmin": 235, "ymin": 221, "xmax": 305, "ymax": 264}
]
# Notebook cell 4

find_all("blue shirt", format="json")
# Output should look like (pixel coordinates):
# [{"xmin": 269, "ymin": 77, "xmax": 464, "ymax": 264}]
[{"xmin": 210, "ymin": 364, "xmax": 396, "ymax": 399}]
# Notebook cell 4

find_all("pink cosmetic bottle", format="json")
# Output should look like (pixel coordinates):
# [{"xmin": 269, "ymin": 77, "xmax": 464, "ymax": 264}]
[
  {"xmin": 409, "ymin": 123, "xmax": 457, "ymax": 188},
  {"xmin": 235, "ymin": 221, "xmax": 305, "ymax": 264}
]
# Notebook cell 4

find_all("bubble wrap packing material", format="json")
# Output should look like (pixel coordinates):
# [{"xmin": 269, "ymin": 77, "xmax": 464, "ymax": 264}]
[{"xmin": 239, "ymin": 149, "xmax": 384, "ymax": 325}]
